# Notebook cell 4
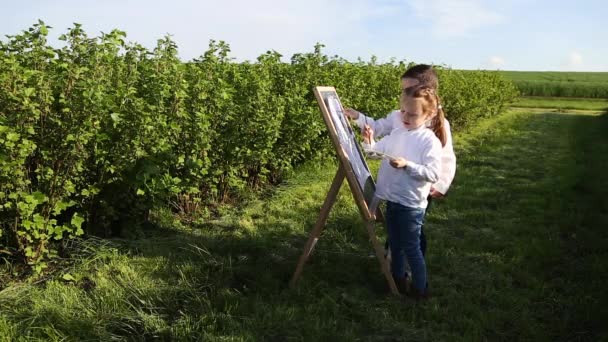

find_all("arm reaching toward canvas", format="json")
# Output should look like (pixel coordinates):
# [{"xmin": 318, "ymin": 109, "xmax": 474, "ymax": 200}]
[
  {"xmin": 345, "ymin": 108, "xmax": 398, "ymax": 138},
  {"xmin": 361, "ymin": 127, "xmax": 399, "ymax": 162}
]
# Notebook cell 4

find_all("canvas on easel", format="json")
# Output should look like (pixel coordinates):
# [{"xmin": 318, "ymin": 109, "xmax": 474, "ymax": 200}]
[{"xmin": 289, "ymin": 86, "xmax": 399, "ymax": 295}]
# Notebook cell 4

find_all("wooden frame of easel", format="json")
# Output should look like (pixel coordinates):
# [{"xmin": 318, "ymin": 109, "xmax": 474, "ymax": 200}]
[{"xmin": 289, "ymin": 86, "xmax": 399, "ymax": 295}]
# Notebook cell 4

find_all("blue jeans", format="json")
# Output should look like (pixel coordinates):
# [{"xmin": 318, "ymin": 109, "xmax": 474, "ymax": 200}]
[
  {"xmin": 386, "ymin": 201, "xmax": 427, "ymax": 292},
  {"xmin": 385, "ymin": 195, "xmax": 431, "ymax": 257}
]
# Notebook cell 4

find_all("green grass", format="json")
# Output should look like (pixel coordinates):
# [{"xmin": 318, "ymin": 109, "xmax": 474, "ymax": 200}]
[
  {"xmin": 499, "ymin": 71, "xmax": 608, "ymax": 98},
  {"xmin": 1, "ymin": 109, "xmax": 607, "ymax": 341},
  {"xmin": 512, "ymin": 96, "xmax": 608, "ymax": 111},
  {"xmin": 500, "ymin": 71, "xmax": 608, "ymax": 83}
]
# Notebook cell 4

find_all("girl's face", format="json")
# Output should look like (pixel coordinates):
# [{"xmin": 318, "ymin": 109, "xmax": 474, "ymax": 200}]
[{"xmin": 400, "ymin": 97, "xmax": 429, "ymax": 130}]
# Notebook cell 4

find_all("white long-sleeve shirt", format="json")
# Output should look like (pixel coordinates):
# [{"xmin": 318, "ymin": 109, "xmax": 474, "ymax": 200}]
[
  {"xmin": 363, "ymin": 125, "xmax": 442, "ymax": 209},
  {"xmin": 356, "ymin": 110, "xmax": 456, "ymax": 195}
]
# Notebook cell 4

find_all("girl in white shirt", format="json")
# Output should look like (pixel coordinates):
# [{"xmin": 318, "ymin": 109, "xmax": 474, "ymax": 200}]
[
  {"xmin": 362, "ymin": 87, "xmax": 443, "ymax": 299},
  {"xmin": 346, "ymin": 65, "xmax": 456, "ymax": 260}
]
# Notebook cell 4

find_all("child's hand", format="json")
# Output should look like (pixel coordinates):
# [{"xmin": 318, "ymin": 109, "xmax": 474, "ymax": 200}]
[
  {"xmin": 389, "ymin": 157, "xmax": 407, "ymax": 169},
  {"xmin": 429, "ymin": 187, "xmax": 445, "ymax": 199},
  {"xmin": 362, "ymin": 125, "xmax": 374, "ymax": 143},
  {"xmin": 344, "ymin": 108, "xmax": 360, "ymax": 120}
]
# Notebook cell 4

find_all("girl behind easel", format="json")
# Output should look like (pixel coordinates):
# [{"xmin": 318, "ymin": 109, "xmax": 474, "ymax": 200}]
[{"xmin": 361, "ymin": 86, "xmax": 443, "ymax": 300}]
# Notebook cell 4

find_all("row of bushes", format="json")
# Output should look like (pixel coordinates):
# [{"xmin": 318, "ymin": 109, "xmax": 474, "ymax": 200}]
[{"xmin": 0, "ymin": 22, "xmax": 518, "ymax": 270}]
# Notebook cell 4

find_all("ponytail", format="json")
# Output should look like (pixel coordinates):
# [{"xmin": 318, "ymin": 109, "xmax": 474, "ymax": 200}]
[{"xmin": 431, "ymin": 94, "xmax": 447, "ymax": 147}]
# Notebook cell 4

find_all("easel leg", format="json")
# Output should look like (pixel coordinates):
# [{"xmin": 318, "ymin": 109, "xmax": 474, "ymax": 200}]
[
  {"xmin": 366, "ymin": 221, "xmax": 400, "ymax": 296},
  {"xmin": 289, "ymin": 165, "xmax": 345, "ymax": 289}
]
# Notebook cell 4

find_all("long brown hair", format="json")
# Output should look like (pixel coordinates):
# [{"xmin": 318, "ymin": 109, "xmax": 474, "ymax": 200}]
[{"xmin": 402, "ymin": 86, "xmax": 447, "ymax": 147}]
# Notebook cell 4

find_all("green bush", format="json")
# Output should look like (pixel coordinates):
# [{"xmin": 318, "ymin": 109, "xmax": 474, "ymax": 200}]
[
  {"xmin": 0, "ymin": 23, "xmax": 517, "ymax": 271},
  {"xmin": 440, "ymin": 69, "xmax": 519, "ymax": 128}
]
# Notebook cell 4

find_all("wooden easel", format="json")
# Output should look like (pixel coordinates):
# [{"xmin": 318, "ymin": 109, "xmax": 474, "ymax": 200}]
[{"xmin": 289, "ymin": 87, "xmax": 399, "ymax": 296}]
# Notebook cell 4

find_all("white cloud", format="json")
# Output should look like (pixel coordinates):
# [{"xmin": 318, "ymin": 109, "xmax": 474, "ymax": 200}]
[
  {"xmin": 568, "ymin": 51, "xmax": 583, "ymax": 67},
  {"xmin": 408, "ymin": 0, "xmax": 504, "ymax": 38},
  {"xmin": 487, "ymin": 55, "xmax": 505, "ymax": 69},
  {"xmin": 558, "ymin": 50, "xmax": 585, "ymax": 71}
]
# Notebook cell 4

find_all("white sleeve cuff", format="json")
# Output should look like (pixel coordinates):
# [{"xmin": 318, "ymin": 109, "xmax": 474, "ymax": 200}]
[{"xmin": 432, "ymin": 181, "xmax": 449, "ymax": 195}]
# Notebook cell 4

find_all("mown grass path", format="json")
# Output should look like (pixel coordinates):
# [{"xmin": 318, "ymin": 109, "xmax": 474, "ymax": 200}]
[{"xmin": 1, "ymin": 109, "xmax": 607, "ymax": 341}]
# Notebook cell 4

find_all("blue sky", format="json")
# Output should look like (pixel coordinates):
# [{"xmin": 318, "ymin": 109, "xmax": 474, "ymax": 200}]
[{"xmin": 2, "ymin": 0, "xmax": 607, "ymax": 71}]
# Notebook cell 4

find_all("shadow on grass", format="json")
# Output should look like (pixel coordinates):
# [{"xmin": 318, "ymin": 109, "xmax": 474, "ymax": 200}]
[{"xmin": 426, "ymin": 111, "xmax": 608, "ymax": 340}]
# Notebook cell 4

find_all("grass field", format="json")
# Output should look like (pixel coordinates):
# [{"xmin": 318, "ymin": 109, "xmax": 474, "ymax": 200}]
[
  {"xmin": 501, "ymin": 71, "xmax": 608, "ymax": 83},
  {"xmin": 500, "ymin": 71, "xmax": 608, "ymax": 98},
  {"xmin": 1, "ymin": 108, "xmax": 607, "ymax": 340},
  {"xmin": 512, "ymin": 96, "xmax": 608, "ymax": 111}
]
